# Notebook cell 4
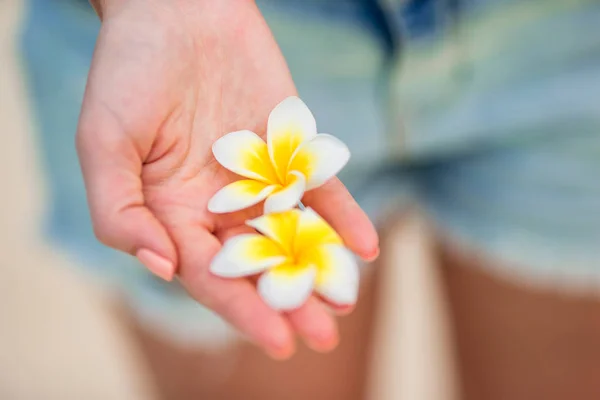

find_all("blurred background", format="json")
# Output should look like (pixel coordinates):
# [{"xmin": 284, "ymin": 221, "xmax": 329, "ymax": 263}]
[{"xmin": 2, "ymin": 0, "xmax": 600, "ymax": 399}]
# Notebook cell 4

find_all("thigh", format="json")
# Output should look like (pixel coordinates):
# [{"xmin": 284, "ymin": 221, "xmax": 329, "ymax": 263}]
[{"xmin": 439, "ymin": 241, "xmax": 600, "ymax": 400}]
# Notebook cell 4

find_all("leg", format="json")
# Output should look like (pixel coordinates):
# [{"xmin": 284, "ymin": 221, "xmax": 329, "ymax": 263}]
[{"xmin": 439, "ymin": 240, "xmax": 600, "ymax": 400}]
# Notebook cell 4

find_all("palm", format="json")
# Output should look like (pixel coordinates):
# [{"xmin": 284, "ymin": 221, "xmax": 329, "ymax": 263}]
[{"xmin": 78, "ymin": 0, "xmax": 379, "ymax": 357}]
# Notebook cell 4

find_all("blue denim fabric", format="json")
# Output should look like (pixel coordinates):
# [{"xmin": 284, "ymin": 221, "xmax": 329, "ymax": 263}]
[
  {"xmin": 20, "ymin": 0, "xmax": 600, "ymax": 341},
  {"xmin": 22, "ymin": 1, "xmax": 107, "ymax": 264}
]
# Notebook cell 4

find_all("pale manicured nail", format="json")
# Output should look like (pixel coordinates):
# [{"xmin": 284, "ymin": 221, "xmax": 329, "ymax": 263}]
[
  {"xmin": 326, "ymin": 304, "xmax": 354, "ymax": 316},
  {"xmin": 266, "ymin": 346, "xmax": 295, "ymax": 361},
  {"xmin": 363, "ymin": 247, "xmax": 380, "ymax": 262},
  {"xmin": 303, "ymin": 330, "xmax": 340, "ymax": 353},
  {"xmin": 136, "ymin": 248, "xmax": 174, "ymax": 281}
]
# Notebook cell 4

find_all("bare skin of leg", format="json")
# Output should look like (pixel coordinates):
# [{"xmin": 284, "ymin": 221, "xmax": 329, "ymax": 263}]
[
  {"xmin": 124, "ymin": 267, "xmax": 381, "ymax": 400},
  {"xmin": 439, "ymin": 239, "xmax": 600, "ymax": 400}
]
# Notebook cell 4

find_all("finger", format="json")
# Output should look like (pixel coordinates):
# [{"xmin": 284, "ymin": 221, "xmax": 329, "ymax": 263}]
[
  {"xmin": 303, "ymin": 178, "xmax": 379, "ymax": 261},
  {"xmin": 214, "ymin": 224, "xmax": 257, "ymax": 243},
  {"xmin": 322, "ymin": 301, "xmax": 355, "ymax": 317},
  {"xmin": 286, "ymin": 296, "xmax": 339, "ymax": 353},
  {"xmin": 172, "ymin": 224, "xmax": 296, "ymax": 359},
  {"xmin": 76, "ymin": 109, "xmax": 177, "ymax": 281}
]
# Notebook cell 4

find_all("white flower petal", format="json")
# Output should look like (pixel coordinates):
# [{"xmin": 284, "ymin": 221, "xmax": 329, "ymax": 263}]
[
  {"xmin": 263, "ymin": 171, "xmax": 306, "ymax": 214},
  {"xmin": 258, "ymin": 265, "xmax": 316, "ymax": 311},
  {"xmin": 267, "ymin": 96, "xmax": 317, "ymax": 181},
  {"xmin": 288, "ymin": 134, "xmax": 350, "ymax": 190},
  {"xmin": 212, "ymin": 130, "xmax": 278, "ymax": 183},
  {"xmin": 210, "ymin": 234, "xmax": 287, "ymax": 278},
  {"xmin": 208, "ymin": 180, "xmax": 276, "ymax": 214},
  {"xmin": 307, "ymin": 244, "xmax": 359, "ymax": 305}
]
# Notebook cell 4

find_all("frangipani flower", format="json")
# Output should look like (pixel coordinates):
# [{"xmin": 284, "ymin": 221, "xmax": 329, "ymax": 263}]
[
  {"xmin": 208, "ymin": 96, "xmax": 350, "ymax": 214},
  {"xmin": 210, "ymin": 208, "xmax": 359, "ymax": 311}
]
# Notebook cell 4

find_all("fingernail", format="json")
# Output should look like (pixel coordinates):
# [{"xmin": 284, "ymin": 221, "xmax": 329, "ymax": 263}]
[
  {"xmin": 266, "ymin": 346, "xmax": 295, "ymax": 361},
  {"xmin": 265, "ymin": 339, "xmax": 295, "ymax": 360},
  {"xmin": 136, "ymin": 248, "xmax": 175, "ymax": 281},
  {"xmin": 363, "ymin": 247, "xmax": 380, "ymax": 262},
  {"xmin": 322, "ymin": 303, "xmax": 354, "ymax": 316},
  {"xmin": 333, "ymin": 305, "xmax": 355, "ymax": 316},
  {"xmin": 304, "ymin": 333, "xmax": 339, "ymax": 353}
]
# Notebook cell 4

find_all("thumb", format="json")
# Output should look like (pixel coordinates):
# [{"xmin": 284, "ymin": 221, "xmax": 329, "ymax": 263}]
[{"xmin": 76, "ymin": 108, "xmax": 177, "ymax": 281}]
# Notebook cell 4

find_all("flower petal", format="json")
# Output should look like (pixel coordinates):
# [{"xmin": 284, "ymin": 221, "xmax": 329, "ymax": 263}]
[
  {"xmin": 263, "ymin": 171, "xmax": 306, "ymax": 214},
  {"xmin": 210, "ymin": 234, "xmax": 287, "ymax": 278},
  {"xmin": 258, "ymin": 264, "xmax": 316, "ymax": 311},
  {"xmin": 245, "ymin": 209, "xmax": 300, "ymax": 255},
  {"xmin": 212, "ymin": 130, "xmax": 279, "ymax": 184},
  {"xmin": 295, "ymin": 207, "xmax": 343, "ymax": 254},
  {"xmin": 267, "ymin": 96, "xmax": 317, "ymax": 182},
  {"xmin": 288, "ymin": 134, "xmax": 350, "ymax": 190},
  {"xmin": 302, "ymin": 244, "xmax": 359, "ymax": 305},
  {"xmin": 208, "ymin": 180, "xmax": 276, "ymax": 214}
]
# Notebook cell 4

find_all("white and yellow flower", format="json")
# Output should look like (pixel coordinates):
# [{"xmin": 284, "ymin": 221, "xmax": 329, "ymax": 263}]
[
  {"xmin": 210, "ymin": 208, "xmax": 359, "ymax": 311},
  {"xmin": 208, "ymin": 96, "xmax": 350, "ymax": 214}
]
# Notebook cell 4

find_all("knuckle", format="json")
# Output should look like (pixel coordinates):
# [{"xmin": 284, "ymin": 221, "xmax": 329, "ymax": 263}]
[
  {"xmin": 91, "ymin": 221, "xmax": 111, "ymax": 247},
  {"xmin": 220, "ymin": 290, "xmax": 250, "ymax": 322},
  {"xmin": 76, "ymin": 107, "xmax": 132, "ymax": 158},
  {"xmin": 75, "ymin": 123, "xmax": 96, "ymax": 158},
  {"xmin": 78, "ymin": 126, "xmax": 130, "ymax": 157},
  {"xmin": 90, "ymin": 213, "xmax": 118, "ymax": 249}
]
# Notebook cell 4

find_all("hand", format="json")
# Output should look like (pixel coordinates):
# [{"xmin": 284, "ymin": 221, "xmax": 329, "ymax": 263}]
[{"xmin": 77, "ymin": 0, "xmax": 379, "ymax": 358}]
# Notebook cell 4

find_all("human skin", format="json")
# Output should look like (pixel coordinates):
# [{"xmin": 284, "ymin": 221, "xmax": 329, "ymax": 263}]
[
  {"xmin": 437, "ymin": 239, "xmax": 600, "ymax": 400},
  {"xmin": 78, "ymin": 0, "xmax": 379, "ymax": 359}
]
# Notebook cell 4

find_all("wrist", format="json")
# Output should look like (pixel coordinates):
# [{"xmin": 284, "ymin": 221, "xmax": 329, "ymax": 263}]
[
  {"xmin": 90, "ymin": 0, "xmax": 256, "ymax": 21},
  {"xmin": 89, "ymin": 0, "xmax": 101, "ymax": 17},
  {"xmin": 89, "ymin": 0, "xmax": 126, "ymax": 20}
]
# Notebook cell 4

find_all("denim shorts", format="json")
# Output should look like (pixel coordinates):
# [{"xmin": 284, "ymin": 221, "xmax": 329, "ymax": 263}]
[{"xmin": 21, "ymin": 0, "xmax": 600, "ymax": 342}]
